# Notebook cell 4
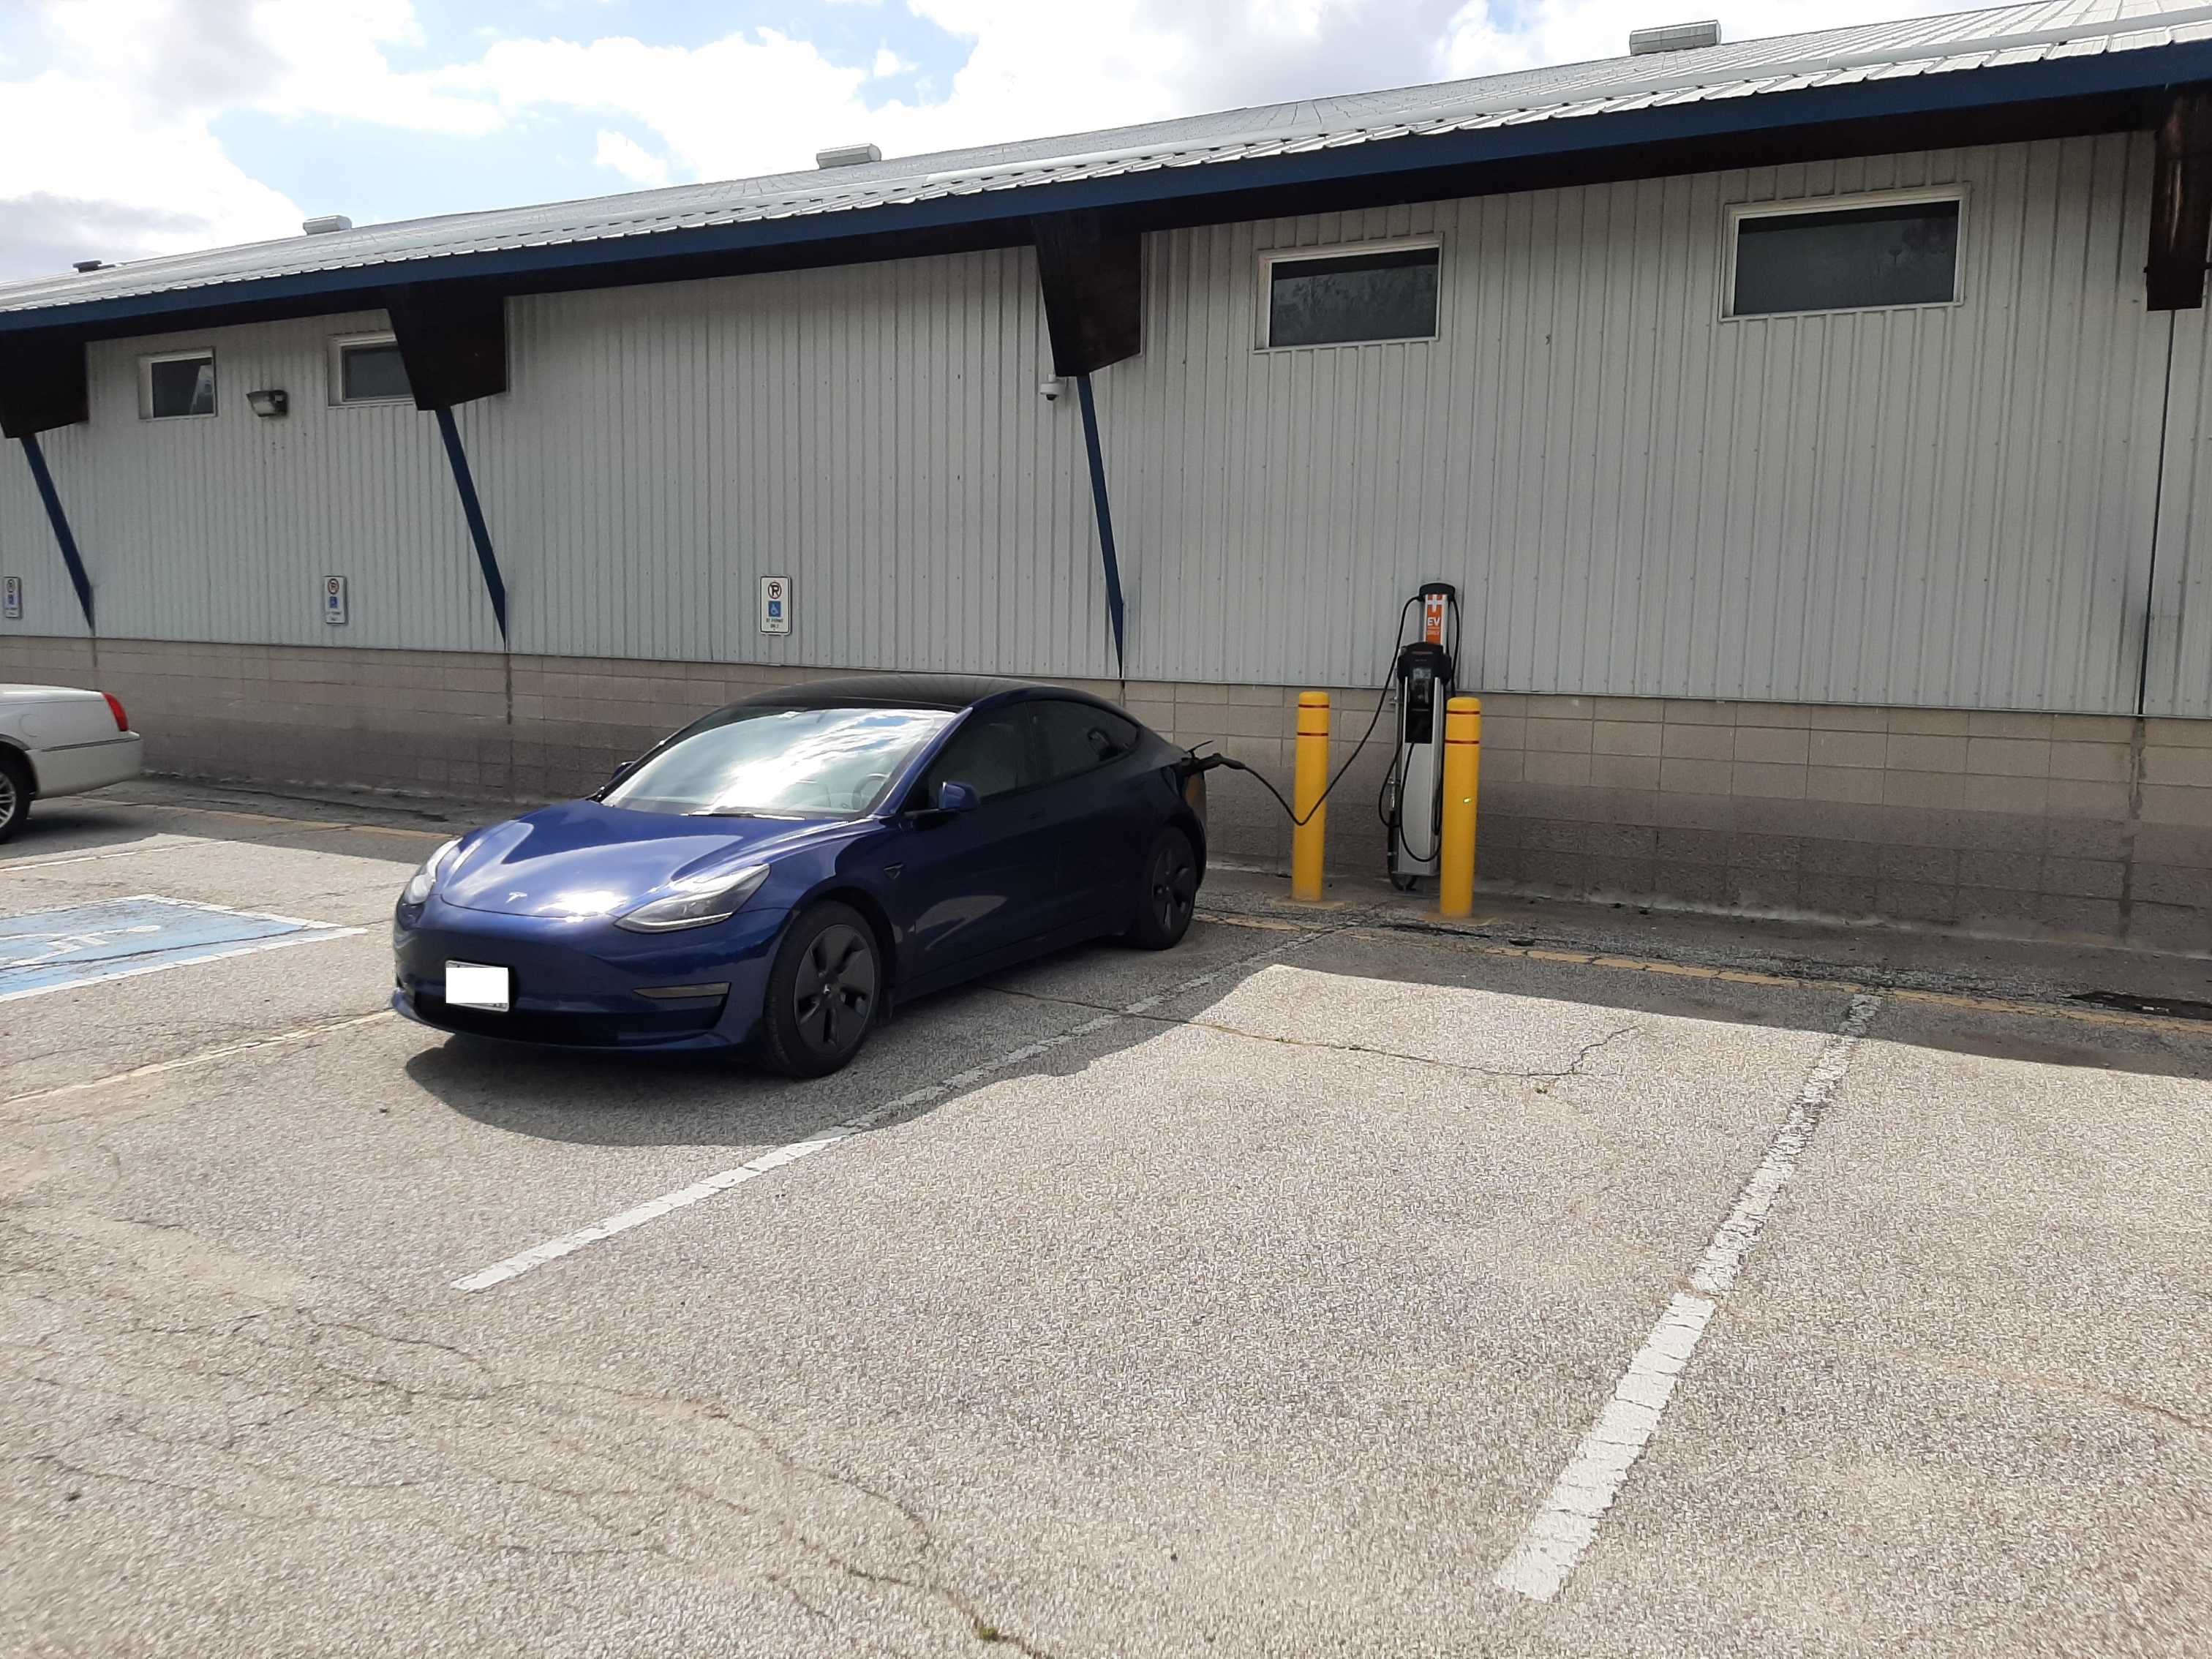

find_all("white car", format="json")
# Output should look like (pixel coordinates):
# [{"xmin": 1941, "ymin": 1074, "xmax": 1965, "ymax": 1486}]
[{"xmin": 0, "ymin": 685, "xmax": 143, "ymax": 840}]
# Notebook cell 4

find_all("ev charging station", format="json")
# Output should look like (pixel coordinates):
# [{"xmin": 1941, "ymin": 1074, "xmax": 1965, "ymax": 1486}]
[
  {"xmin": 1181, "ymin": 576, "xmax": 1471, "ymax": 900},
  {"xmin": 1384, "ymin": 582, "xmax": 1460, "ymax": 889}
]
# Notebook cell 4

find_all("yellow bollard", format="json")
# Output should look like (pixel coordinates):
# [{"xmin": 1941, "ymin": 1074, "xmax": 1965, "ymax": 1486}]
[
  {"xmin": 1291, "ymin": 691, "xmax": 1331, "ymax": 902},
  {"xmin": 1439, "ymin": 696, "xmax": 1481, "ymax": 919}
]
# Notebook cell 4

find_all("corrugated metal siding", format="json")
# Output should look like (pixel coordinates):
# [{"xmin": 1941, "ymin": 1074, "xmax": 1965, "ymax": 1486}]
[
  {"xmin": 480, "ymin": 248, "xmax": 1107, "ymax": 676},
  {"xmin": 0, "ymin": 312, "xmax": 501, "ymax": 652},
  {"xmin": 2145, "ymin": 308, "xmax": 2212, "ymax": 718},
  {"xmin": 0, "ymin": 135, "xmax": 2188, "ymax": 714},
  {"xmin": 1109, "ymin": 132, "xmax": 2169, "ymax": 705}
]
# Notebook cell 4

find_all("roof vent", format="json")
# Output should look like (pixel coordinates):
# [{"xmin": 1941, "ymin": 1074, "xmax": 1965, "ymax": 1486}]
[
  {"xmin": 301, "ymin": 214, "xmax": 353, "ymax": 236},
  {"xmin": 815, "ymin": 143, "xmax": 881, "ymax": 170},
  {"xmin": 72, "ymin": 260, "xmax": 106, "ymax": 274},
  {"xmin": 1629, "ymin": 20, "xmax": 1720, "ymax": 54}
]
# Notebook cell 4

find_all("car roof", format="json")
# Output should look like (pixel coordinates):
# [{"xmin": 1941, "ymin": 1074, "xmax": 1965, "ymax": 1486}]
[{"xmin": 734, "ymin": 674, "xmax": 1108, "ymax": 715}]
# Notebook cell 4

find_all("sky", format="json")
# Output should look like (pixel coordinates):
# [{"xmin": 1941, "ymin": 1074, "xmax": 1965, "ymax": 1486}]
[{"xmin": 0, "ymin": 0, "xmax": 1978, "ymax": 282}]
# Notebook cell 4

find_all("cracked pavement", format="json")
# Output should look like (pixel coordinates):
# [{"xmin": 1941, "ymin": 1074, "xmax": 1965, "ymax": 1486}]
[{"xmin": 2, "ymin": 782, "xmax": 2209, "ymax": 1657}]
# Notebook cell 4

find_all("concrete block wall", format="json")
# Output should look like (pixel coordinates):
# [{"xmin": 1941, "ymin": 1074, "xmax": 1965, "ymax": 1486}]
[
  {"xmin": 1130, "ymin": 684, "xmax": 2211, "ymax": 951},
  {"xmin": 4, "ymin": 635, "xmax": 2205, "ymax": 949},
  {"xmin": 1492, "ymin": 696, "xmax": 2212, "ymax": 950}
]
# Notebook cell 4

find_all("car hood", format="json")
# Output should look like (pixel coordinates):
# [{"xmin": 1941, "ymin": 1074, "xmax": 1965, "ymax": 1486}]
[{"xmin": 438, "ymin": 800, "xmax": 859, "ymax": 919}]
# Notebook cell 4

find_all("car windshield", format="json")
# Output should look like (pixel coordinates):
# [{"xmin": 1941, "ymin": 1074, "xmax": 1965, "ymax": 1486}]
[{"xmin": 603, "ymin": 705, "xmax": 958, "ymax": 818}]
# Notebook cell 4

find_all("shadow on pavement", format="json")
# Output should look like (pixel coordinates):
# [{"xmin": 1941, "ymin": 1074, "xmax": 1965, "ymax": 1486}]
[
  {"xmin": 1, "ymin": 801, "xmax": 183, "ymax": 859},
  {"xmin": 403, "ymin": 903, "xmax": 2212, "ymax": 1155},
  {"xmin": 400, "ymin": 931, "xmax": 1279, "ymax": 1151}
]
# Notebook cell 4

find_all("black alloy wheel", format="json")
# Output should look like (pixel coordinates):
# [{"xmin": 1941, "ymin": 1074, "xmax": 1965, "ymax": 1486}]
[
  {"xmin": 0, "ymin": 750, "xmax": 30, "ymax": 843},
  {"xmin": 1125, "ymin": 827, "xmax": 1198, "ymax": 950},
  {"xmin": 762, "ymin": 901, "xmax": 881, "ymax": 1077}
]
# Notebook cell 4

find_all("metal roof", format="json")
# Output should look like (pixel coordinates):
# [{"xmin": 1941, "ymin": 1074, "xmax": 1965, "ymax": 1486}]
[{"xmin": 5, "ymin": 0, "xmax": 2209, "ymax": 328}]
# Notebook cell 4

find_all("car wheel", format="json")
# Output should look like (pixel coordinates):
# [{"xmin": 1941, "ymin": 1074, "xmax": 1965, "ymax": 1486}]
[
  {"xmin": 761, "ymin": 901, "xmax": 881, "ymax": 1077},
  {"xmin": 0, "ymin": 750, "xmax": 31, "ymax": 843},
  {"xmin": 1124, "ymin": 827, "xmax": 1197, "ymax": 950}
]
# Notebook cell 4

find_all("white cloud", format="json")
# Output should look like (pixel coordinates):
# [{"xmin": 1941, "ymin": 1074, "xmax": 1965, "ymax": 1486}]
[
  {"xmin": 0, "ymin": 0, "xmax": 500, "ymax": 272},
  {"xmin": 0, "ymin": 61, "xmax": 302, "ymax": 268},
  {"xmin": 248, "ymin": 0, "xmax": 499, "ymax": 133},
  {"xmin": 593, "ymin": 128, "xmax": 669, "ymax": 187},
  {"xmin": 884, "ymin": 1, "xmax": 1197, "ymax": 146},
  {"xmin": 448, "ymin": 27, "xmax": 875, "ymax": 178},
  {"xmin": 432, "ymin": 7, "xmax": 1202, "ymax": 183},
  {"xmin": 34, "ymin": 0, "xmax": 494, "ymax": 131}
]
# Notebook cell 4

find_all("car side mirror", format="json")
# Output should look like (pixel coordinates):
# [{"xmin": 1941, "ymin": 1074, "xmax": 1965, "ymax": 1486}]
[
  {"xmin": 595, "ymin": 759, "xmax": 636, "ymax": 800},
  {"xmin": 936, "ymin": 780, "xmax": 980, "ymax": 813}
]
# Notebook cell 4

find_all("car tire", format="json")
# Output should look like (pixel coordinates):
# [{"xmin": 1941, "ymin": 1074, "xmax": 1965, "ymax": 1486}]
[
  {"xmin": 1124, "ymin": 827, "xmax": 1197, "ymax": 950},
  {"xmin": 0, "ymin": 750, "xmax": 31, "ymax": 843},
  {"xmin": 761, "ymin": 901, "xmax": 882, "ymax": 1078}
]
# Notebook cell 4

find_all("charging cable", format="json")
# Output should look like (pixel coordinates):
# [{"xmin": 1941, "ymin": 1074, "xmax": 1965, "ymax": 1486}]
[{"xmin": 1181, "ymin": 596, "xmax": 1418, "ymax": 828}]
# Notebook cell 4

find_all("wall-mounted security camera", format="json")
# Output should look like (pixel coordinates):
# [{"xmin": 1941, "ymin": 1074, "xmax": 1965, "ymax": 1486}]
[{"xmin": 1039, "ymin": 378, "xmax": 1066, "ymax": 403}]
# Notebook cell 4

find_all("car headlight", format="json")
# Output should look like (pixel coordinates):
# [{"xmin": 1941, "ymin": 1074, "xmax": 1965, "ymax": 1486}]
[
  {"xmin": 614, "ymin": 864, "xmax": 772, "ymax": 933},
  {"xmin": 401, "ymin": 838, "xmax": 463, "ymax": 907}
]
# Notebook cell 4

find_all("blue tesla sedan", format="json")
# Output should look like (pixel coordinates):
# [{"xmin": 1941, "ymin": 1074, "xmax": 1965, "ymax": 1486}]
[{"xmin": 391, "ymin": 675, "xmax": 1206, "ymax": 1075}]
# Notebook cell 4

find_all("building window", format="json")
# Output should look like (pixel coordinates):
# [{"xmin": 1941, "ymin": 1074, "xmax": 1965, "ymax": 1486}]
[
  {"xmin": 331, "ymin": 334, "xmax": 412, "ymax": 404},
  {"xmin": 1728, "ymin": 194, "xmax": 1962, "ymax": 318},
  {"xmin": 141, "ymin": 351, "xmax": 216, "ymax": 419},
  {"xmin": 1264, "ymin": 242, "xmax": 1440, "ymax": 347}
]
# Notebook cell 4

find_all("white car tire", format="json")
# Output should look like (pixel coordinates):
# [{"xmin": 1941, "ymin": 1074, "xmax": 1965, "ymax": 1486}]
[{"xmin": 0, "ymin": 750, "xmax": 30, "ymax": 842}]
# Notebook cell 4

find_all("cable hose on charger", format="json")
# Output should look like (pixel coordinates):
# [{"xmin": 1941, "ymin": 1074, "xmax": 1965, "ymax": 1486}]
[
  {"xmin": 1184, "ymin": 595, "xmax": 1418, "ymax": 829},
  {"xmin": 1377, "ymin": 592, "xmax": 1460, "ymax": 871}
]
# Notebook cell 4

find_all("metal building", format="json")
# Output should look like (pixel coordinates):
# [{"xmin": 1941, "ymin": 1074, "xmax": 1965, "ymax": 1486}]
[{"xmin": 1, "ymin": 1, "xmax": 2208, "ymax": 944}]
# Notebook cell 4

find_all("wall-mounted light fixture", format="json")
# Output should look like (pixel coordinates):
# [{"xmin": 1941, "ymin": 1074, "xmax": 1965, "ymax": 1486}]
[{"xmin": 247, "ymin": 388, "xmax": 289, "ymax": 418}]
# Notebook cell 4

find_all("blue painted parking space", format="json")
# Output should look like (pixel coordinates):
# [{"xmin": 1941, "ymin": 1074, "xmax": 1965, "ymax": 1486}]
[{"xmin": 0, "ymin": 896, "xmax": 361, "ymax": 1003}]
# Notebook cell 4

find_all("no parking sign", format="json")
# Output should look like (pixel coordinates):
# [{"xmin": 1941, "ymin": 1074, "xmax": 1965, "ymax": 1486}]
[{"xmin": 759, "ymin": 575, "xmax": 791, "ymax": 636}]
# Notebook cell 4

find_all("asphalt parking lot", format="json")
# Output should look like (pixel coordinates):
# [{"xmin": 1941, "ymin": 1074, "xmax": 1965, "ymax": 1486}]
[{"xmin": 4, "ymin": 782, "xmax": 2209, "ymax": 1658}]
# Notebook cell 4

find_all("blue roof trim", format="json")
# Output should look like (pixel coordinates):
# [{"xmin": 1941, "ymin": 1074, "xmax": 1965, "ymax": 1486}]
[{"xmin": 7, "ymin": 38, "xmax": 2206, "ymax": 337}]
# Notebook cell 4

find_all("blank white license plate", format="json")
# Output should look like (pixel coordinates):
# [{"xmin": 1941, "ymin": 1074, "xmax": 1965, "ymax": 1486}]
[{"xmin": 445, "ymin": 961, "xmax": 511, "ymax": 1012}]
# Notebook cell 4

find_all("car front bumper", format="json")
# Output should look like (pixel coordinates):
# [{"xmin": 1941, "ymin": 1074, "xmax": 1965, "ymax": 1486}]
[{"xmin": 392, "ymin": 900, "xmax": 783, "ymax": 1053}]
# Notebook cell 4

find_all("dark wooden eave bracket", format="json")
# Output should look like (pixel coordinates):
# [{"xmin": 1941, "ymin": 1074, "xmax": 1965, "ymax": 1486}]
[
  {"xmin": 2150, "ymin": 86, "xmax": 2212, "ymax": 309},
  {"xmin": 0, "ymin": 330, "xmax": 95, "ymax": 628},
  {"xmin": 383, "ymin": 282, "xmax": 513, "ymax": 640},
  {"xmin": 0, "ymin": 328, "xmax": 87, "ymax": 440},
  {"xmin": 1031, "ymin": 211, "xmax": 1143, "ymax": 676},
  {"xmin": 1031, "ymin": 211, "xmax": 1143, "ymax": 377},
  {"xmin": 383, "ymin": 282, "xmax": 510, "ymax": 409}
]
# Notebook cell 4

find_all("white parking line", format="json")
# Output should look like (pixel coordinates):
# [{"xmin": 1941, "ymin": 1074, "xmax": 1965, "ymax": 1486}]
[
  {"xmin": 453, "ymin": 930, "xmax": 1327, "ymax": 1294},
  {"xmin": 1493, "ymin": 992, "xmax": 1883, "ymax": 1603},
  {"xmin": 4, "ymin": 1010, "xmax": 396, "ymax": 1111},
  {"xmin": 0, "ymin": 840, "xmax": 188, "ymax": 873}
]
